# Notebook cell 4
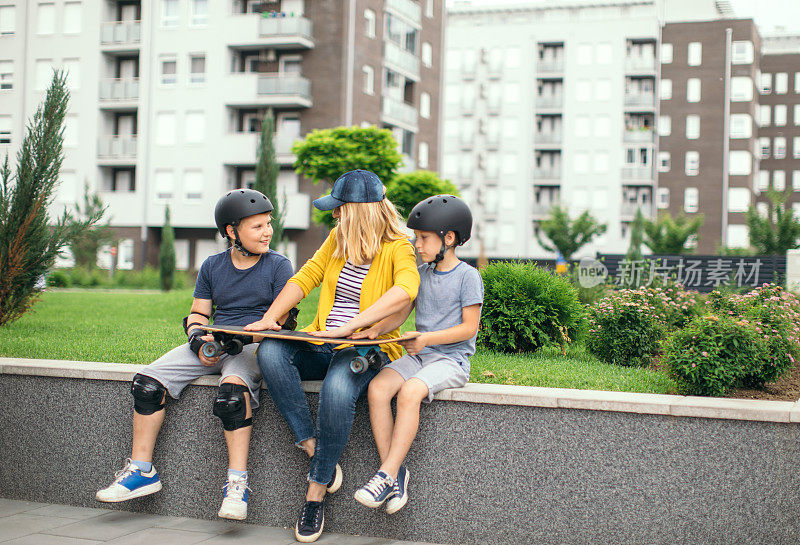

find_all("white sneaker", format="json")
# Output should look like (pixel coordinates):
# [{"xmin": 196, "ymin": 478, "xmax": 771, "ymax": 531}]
[
  {"xmin": 95, "ymin": 459, "xmax": 162, "ymax": 503},
  {"xmin": 217, "ymin": 474, "xmax": 250, "ymax": 520}
]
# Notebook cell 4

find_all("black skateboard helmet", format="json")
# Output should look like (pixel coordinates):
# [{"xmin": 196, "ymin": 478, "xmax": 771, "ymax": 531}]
[
  {"xmin": 215, "ymin": 189, "xmax": 273, "ymax": 256},
  {"xmin": 407, "ymin": 194, "xmax": 473, "ymax": 245}
]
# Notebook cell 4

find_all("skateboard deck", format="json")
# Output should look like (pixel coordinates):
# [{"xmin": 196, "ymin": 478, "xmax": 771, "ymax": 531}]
[{"xmin": 200, "ymin": 325, "xmax": 419, "ymax": 346}]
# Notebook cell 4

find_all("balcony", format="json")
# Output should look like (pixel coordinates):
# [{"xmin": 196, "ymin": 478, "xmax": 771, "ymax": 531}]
[
  {"xmin": 381, "ymin": 96, "xmax": 418, "ymax": 131},
  {"xmin": 274, "ymin": 132, "xmax": 298, "ymax": 165},
  {"xmin": 621, "ymin": 165, "xmax": 654, "ymax": 182},
  {"xmin": 536, "ymin": 96, "xmax": 563, "ymax": 111},
  {"xmin": 534, "ymin": 132, "xmax": 562, "ymax": 147},
  {"xmin": 223, "ymin": 73, "xmax": 312, "ymax": 108},
  {"xmin": 384, "ymin": 41, "xmax": 420, "ymax": 82},
  {"xmin": 98, "ymin": 79, "xmax": 139, "ymax": 108},
  {"xmin": 625, "ymin": 57, "xmax": 656, "ymax": 74},
  {"xmin": 537, "ymin": 60, "xmax": 564, "ymax": 75},
  {"xmin": 100, "ymin": 21, "xmax": 141, "ymax": 53},
  {"xmin": 620, "ymin": 204, "xmax": 653, "ymax": 221},
  {"xmin": 386, "ymin": 0, "xmax": 422, "ymax": 23},
  {"xmin": 623, "ymin": 129, "xmax": 655, "ymax": 143},
  {"xmin": 283, "ymin": 192, "xmax": 311, "ymax": 230},
  {"xmin": 531, "ymin": 201, "xmax": 559, "ymax": 218},
  {"xmin": 624, "ymin": 93, "xmax": 656, "ymax": 109},
  {"xmin": 224, "ymin": 15, "xmax": 314, "ymax": 49},
  {"xmin": 534, "ymin": 167, "xmax": 561, "ymax": 182},
  {"xmin": 222, "ymin": 131, "xmax": 298, "ymax": 166},
  {"xmin": 98, "ymin": 136, "xmax": 137, "ymax": 165}
]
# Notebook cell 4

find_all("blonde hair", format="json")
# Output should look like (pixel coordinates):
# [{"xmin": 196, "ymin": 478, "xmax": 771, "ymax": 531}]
[{"xmin": 333, "ymin": 199, "xmax": 407, "ymax": 265}]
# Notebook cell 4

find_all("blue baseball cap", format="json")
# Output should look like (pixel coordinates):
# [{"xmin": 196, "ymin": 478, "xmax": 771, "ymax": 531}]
[{"xmin": 312, "ymin": 169, "xmax": 386, "ymax": 211}]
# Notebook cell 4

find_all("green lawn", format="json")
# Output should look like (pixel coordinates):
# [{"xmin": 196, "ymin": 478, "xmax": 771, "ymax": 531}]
[{"xmin": 0, "ymin": 290, "xmax": 680, "ymax": 394}]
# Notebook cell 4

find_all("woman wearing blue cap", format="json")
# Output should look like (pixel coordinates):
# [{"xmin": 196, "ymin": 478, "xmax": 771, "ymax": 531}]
[{"xmin": 245, "ymin": 169, "xmax": 420, "ymax": 543}]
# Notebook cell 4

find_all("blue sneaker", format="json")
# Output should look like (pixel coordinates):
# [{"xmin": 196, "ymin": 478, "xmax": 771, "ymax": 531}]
[
  {"xmin": 385, "ymin": 466, "xmax": 410, "ymax": 514},
  {"xmin": 218, "ymin": 474, "xmax": 250, "ymax": 520},
  {"xmin": 353, "ymin": 470, "xmax": 395, "ymax": 508},
  {"xmin": 95, "ymin": 459, "xmax": 162, "ymax": 502}
]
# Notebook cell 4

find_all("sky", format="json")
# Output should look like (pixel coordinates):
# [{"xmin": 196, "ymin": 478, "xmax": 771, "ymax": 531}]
[{"xmin": 729, "ymin": 0, "xmax": 800, "ymax": 34}]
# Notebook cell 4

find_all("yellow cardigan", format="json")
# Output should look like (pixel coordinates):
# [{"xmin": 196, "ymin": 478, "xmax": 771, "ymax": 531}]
[{"xmin": 288, "ymin": 229, "xmax": 421, "ymax": 361}]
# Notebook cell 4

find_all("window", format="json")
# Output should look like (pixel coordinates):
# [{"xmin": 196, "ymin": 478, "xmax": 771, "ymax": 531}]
[
  {"xmin": 794, "ymin": 137, "xmax": 800, "ymax": 159},
  {"xmin": 418, "ymin": 142, "xmax": 429, "ymax": 169},
  {"xmin": 684, "ymin": 188, "xmax": 699, "ymax": 213},
  {"xmin": 660, "ymin": 79, "xmax": 672, "ymax": 100},
  {"xmin": 572, "ymin": 116, "xmax": 589, "ymax": 138},
  {"xmin": 364, "ymin": 9, "xmax": 376, "ymax": 38},
  {"xmin": 422, "ymin": 42, "xmax": 433, "ymax": 68},
  {"xmin": 593, "ymin": 152, "xmax": 609, "ymax": 173},
  {"xmin": 775, "ymin": 72, "xmax": 788, "ymax": 94},
  {"xmin": 794, "ymin": 171, "xmax": 800, "ymax": 190},
  {"xmin": 576, "ymin": 80, "xmax": 591, "ymax": 102},
  {"xmin": 35, "ymin": 59, "xmax": 53, "ymax": 91},
  {"xmin": 506, "ymin": 47, "xmax": 521, "ymax": 69},
  {"xmin": 595, "ymin": 79, "xmax": 611, "ymax": 101},
  {"xmin": 503, "ymin": 118, "xmax": 518, "ymax": 139},
  {"xmin": 37, "ymin": 3, "xmax": 55, "ymax": 35},
  {"xmin": 156, "ymin": 112, "xmax": 176, "ymax": 145},
  {"xmin": 760, "ymin": 73, "xmax": 771, "ymax": 94},
  {"xmin": 688, "ymin": 42, "xmax": 702, "ymax": 66},
  {"xmin": 730, "ymin": 77, "xmax": 753, "ymax": 101},
  {"xmin": 63, "ymin": 2, "xmax": 81, "ymax": 34},
  {"xmin": 732, "ymin": 41, "xmax": 754, "ymax": 64},
  {"xmin": 0, "ymin": 6, "xmax": 15, "ymax": 35},
  {"xmin": 362, "ymin": 65, "xmax": 374, "ymax": 95},
  {"xmin": 796, "ymin": 72, "xmax": 800, "ymax": 94},
  {"xmin": 686, "ymin": 115, "xmax": 700, "ymax": 139},
  {"xmin": 774, "ymin": 170, "xmax": 786, "ymax": 191},
  {"xmin": 594, "ymin": 116, "xmax": 610, "ymax": 138},
  {"xmin": 658, "ymin": 115, "xmax": 671, "ymax": 136},
  {"xmin": 183, "ymin": 170, "xmax": 203, "ymax": 201},
  {"xmin": 425, "ymin": 0, "xmax": 434, "ymax": 18},
  {"xmin": 687, "ymin": 79, "xmax": 701, "ymax": 102},
  {"xmin": 0, "ymin": 61, "xmax": 12, "ymax": 90},
  {"xmin": 658, "ymin": 151, "xmax": 670, "ymax": 172},
  {"xmin": 758, "ymin": 171, "xmax": 770, "ymax": 191},
  {"xmin": 759, "ymin": 137, "xmax": 770, "ymax": 159},
  {"xmin": 656, "ymin": 187, "xmax": 670, "ymax": 209},
  {"xmin": 577, "ymin": 44, "xmax": 592, "ymax": 65},
  {"xmin": 795, "ymin": 105, "xmax": 800, "ymax": 126},
  {"xmin": 420, "ymin": 92, "xmax": 430, "ymax": 118},
  {"xmin": 0, "ymin": 115, "xmax": 10, "ymax": 144},
  {"xmin": 760, "ymin": 105, "xmax": 770, "ymax": 127},
  {"xmin": 730, "ymin": 114, "xmax": 752, "ymax": 138},
  {"xmin": 191, "ymin": 0, "xmax": 207, "ymax": 26},
  {"xmin": 685, "ymin": 151, "xmax": 699, "ymax": 176},
  {"xmin": 729, "ymin": 150, "xmax": 752, "ymax": 175},
  {"xmin": 774, "ymin": 137, "xmax": 786, "ymax": 159},
  {"xmin": 775, "ymin": 105, "xmax": 787, "ymax": 126},
  {"xmin": 160, "ymin": 57, "xmax": 177, "ymax": 85},
  {"xmin": 189, "ymin": 54, "xmax": 205, "ymax": 84},
  {"xmin": 64, "ymin": 114, "xmax": 77, "ymax": 147},
  {"xmin": 574, "ymin": 152, "xmax": 589, "ymax": 174},
  {"xmin": 161, "ymin": 0, "xmax": 178, "ymax": 28},
  {"xmin": 728, "ymin": 188, "xmax": 750, "ymax": 213},
  {"xmin": 504, "ymin": 83, "xmax": 519, "ymax": 104},
  {"xmin": 185, "ymin": 111, "xmax": 204, "ymax": 144},
  {"xmin": 595, "ymin": 43, "xmax": 612, "ymax": 64},
  {"xmin": 63, "ymin": 58, "xmax": 80, "ymax": 90},
  {"xmin": 154, "ymin": 170, "xmax": 174, "ymax": 200},
  {"xmin": 660, "ymin": 43, "xmax": 673, "ymax": 64},
  {"xmin": 385, "ymin": 12, "xmax": 417, "ymax": 55}
]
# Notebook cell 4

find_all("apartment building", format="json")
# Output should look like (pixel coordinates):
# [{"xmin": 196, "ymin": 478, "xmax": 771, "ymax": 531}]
[{"xmin": 0, "ymin": 0, "xmax": 443, "ymax": 270}]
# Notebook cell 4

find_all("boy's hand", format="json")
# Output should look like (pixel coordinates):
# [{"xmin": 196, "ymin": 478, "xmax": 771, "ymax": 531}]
[
  {"xmin": 196, "ymin": 334, "xmax": 219, "ymax": 366},
  {"xmin": 244, "ymin": 316, "xmax": 281, "ymax": 332},
  {"xmin": 398, "ymin": 331, "xmax": 428, "ymax": 355},
  {"xmin": 350, "ymin": 326, "xmax": 381, "ymax": 340},
  {"xmin": 309, "ymin": 323, "xmax": 358, "ymax": 339}
]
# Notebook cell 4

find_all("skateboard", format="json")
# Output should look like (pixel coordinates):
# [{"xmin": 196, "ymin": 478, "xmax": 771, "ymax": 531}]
[{"xmin": 199, "ymin": 325, "xmax": 420, "ymax": 374}]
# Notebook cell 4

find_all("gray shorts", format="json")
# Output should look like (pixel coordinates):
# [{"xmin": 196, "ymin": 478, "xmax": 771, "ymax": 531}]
[
  {"xmin": 383, "ymin": 351, "xmax": 469, "ymax": 403},
  {"xmin": 137, "ymin": 343, "xmax": 262, "ymax": 409}
]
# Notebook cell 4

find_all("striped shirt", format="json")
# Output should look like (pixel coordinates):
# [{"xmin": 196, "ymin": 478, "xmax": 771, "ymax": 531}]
[{"xmin": 325, "ymin": 260, "xmax": 371, "ymax": 330}]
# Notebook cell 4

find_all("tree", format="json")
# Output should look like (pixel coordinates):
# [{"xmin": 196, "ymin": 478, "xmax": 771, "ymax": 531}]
[
  {"xmin": 643, "ymin": 212, "xmax": 704, "ymax": 255},
  {"xmin": 746, "ymin": 189, "xmax": 800, "ymax": 255},
  {"xmin": 0, "ymin": 71, "xmax": 102, "ymax": 326},
  {"xmin": 625, "ymin": 208, "xmax": 645, "ymax": 261},
  {"xmin": 253, "ymin": 109, "xmax": 284, "ymax": 251},
  {"xmin": 159, "ymin": 206, "xmax": 176, "ymax": 291},
  {"xmin": 385, "ymin": 171, "xmax": 460, "ymax": 219},
  {"xmin": 292, "ymin": 126, "xmax": 403, "ymax": 186},
  {"xmin": 535, "ymin": 205, "xmax": 606, "ymax": 261},
  {"xmin": 69, "ymin": 181, "xmax": 113, "ymax": 268}
]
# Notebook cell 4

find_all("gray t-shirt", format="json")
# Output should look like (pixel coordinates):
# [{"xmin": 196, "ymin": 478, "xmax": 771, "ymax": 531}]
[{"xmin": 415, "ymin": 261, "xmax": 484, "ymax": 370}]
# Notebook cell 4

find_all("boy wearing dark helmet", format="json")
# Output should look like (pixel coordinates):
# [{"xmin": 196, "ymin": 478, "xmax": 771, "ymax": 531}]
[
  {"xmin": 351, "ymin": 195, "xmax": 483, "ymax": 514},
  {"xmin": 96, "ymin": 189, "xmax": 294, "ymax": 521}
]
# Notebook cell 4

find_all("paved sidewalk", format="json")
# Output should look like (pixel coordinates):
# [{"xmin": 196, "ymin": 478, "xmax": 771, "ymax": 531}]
[{"xmin": 0, "ymin": 498, "xmax": 443, "ymax": 545}]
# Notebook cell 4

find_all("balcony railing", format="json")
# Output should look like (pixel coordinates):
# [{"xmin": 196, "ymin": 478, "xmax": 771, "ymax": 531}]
[
  {"xmin": 257, "ymin": 74, "xmax": 311, "ymax": 100},
  {"xmin": 538, "ymin": 60, "xmax": 564, "ymax": 74},
  {"xmin": 382, "ymin": 96, "xmax": 418, "ymax": 129},
  {"xmin": 99, "ymin": 78, "xmax": 139, "ymax": 101},
  {"xmin": 384, "ymin": 41, "xmax": 420, "ymax": 81},
  {"xmin": 534, "ymin": 167, "xmax": 561, "ymax": 180},
  {"xmin": 621, "ymin": 166, "xmax": 654, "ymax": 180},
  {"xmin": 259, "ymin": 15, "xmax": 313, "ymax": 40},
  {"xmin": 98, "ymin": 136, "xmax": 137, "ymax": 159},
  {"xmin": 385, "ymin": 0, "xmax": 422, "ymax": 22},
  {"xmin": 625, "ymin": 58, "xmax": 656, "ymax": 73},
  {"xmin": 535, "ymin": 132, "xmax": 562, "ymax": 145},
  {"xmin": 532, "ymin": 202, "xmax": 559, "ymax": 217},
  {"xmin": 274, "ymin": 132, "xmax": 297, "ymax": 157},
  {"xmin": 620, "ymin": 204, "xmax": 653, "ymax": 219},
  {"xmin": 623, "ymin": 129, "xmax": 655, "ymax": 143},
  {"xmin": 100, "ymin": 21, "xmax": 141, "ymax": 46},
  {"xmin": 536, "ymin": 96, "xmax": 563, "ymax": 109},
  {"xmin": 624, "ymin": 93, "xmax": 656, "ymax": 108}
]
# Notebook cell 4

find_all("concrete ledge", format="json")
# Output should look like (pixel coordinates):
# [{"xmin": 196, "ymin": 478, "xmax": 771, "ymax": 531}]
[{"xmin": 2, "ymin": 357, "xmax": 797, "ymax": 423}]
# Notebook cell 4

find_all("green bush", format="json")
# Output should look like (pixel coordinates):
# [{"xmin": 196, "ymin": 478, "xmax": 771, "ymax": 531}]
[
  {"xmin": 662, "ymin": 315, "xmax": 766, "ymax": 396},
  {"xmin": 478, "ymin": 262, "xmax": 585, "ymax": 353},
  {"xmin": 46, "ymin": 266, "xmax": 193, "ymax": 290},
  {"xmin": 46, "ymin": 269, "xmax": 71, "ymax": 288}
]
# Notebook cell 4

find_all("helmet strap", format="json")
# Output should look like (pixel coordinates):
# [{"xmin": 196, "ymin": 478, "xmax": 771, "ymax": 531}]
[
  {"xmin": 231, "ymin": 224, "xmax": 258, "ymax": 257},
  {"xmin": 432, "ymin": 231, "xmax": 452, "ymax": 269}
]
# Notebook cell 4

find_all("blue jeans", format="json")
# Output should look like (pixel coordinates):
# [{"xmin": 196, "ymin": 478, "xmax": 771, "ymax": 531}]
[{"xmin": 256, "ymin": 338, "xmax": 379, "ymax": 485}]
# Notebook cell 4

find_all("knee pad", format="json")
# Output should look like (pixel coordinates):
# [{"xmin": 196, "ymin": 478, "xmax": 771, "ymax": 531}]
[
  {"xmin": 213, "ymin": 383, "xmax": 252, "ymax": 431},
  {"xmin": 131, "ymin": 374, "xmax": 166, "ymax": 415}
]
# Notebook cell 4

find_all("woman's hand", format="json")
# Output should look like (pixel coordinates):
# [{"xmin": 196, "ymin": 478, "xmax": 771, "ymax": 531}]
[
  {"xmin": 398, "ymin": 331, "xmax": 428, "ymax": 356},
  {"xmin": 244, "ymin": 315, "xmax": 281, "ymax": 332}
]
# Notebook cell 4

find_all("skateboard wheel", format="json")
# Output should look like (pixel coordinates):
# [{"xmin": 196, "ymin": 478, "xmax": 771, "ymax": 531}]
[
  {"xmin": 202, "ymin": 341, "xmax": 222, "ymax": 359},
  {"xmin": 350, "ymin": 356, "xmax": 368, "ymax": 374},
  {"xmin": 226, "ymin": 338, "xmax": 244, "ymax": 356}
]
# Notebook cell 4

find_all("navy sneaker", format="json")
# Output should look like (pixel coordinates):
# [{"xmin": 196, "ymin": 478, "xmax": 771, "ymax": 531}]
[
  {"xmin": 385, "ymin": 466, "xmax": 410, "ymax": 514},
  {"xmin": 353, "ymin": 470, "xmax": 395, "ymax": 508},
  {"xmin": 295, "ymin": 500, "xmax": 324, "ymax": 543},
  {"xmin": 327, "ymin": 463, "xmax": 342, "ymax": 494},
  {"xmin": 95, "ymin": 459, "xmax": 162, "ymax": 502}
]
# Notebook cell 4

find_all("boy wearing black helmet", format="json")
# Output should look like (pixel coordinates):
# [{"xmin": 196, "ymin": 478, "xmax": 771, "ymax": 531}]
[
  {"xmin": 351, "ymin": 195, "xmax": 483, "ymax": 514},
  {"xmin": 96, "ymin": 189, "xmax": 294, "ymax": 522}
]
